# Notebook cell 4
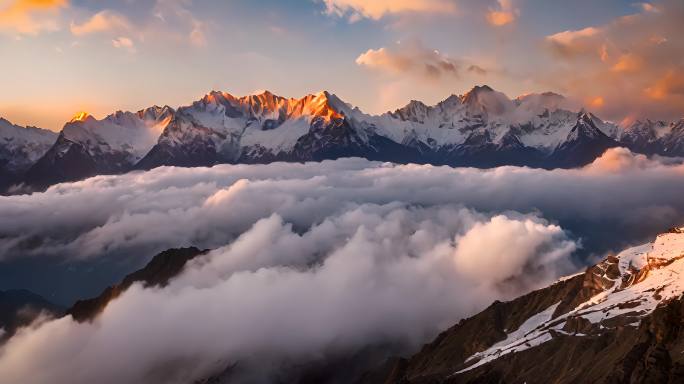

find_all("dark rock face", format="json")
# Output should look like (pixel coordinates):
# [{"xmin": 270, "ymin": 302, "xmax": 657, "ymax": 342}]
[
  {"xmin": 66, "ymin": 247, "xmax": 207, "ymax": 323},
  {"xmin": 290, "ymin": 119, "xmax": 424, "ymax": 165},
  {"xmin": 368, "ymin": 256, "xmax": 684, "ymax": 384},
  {"xmin": 22, "ymin": 134, "xmax": 99, "ymax": 189},
  {"xmin": 0, "ymin": 289, "xmax": 63, "ymax": 338},
  {"xmin": 381, "ymin": 274, "xmax": 584, "ymax": 383},
  {"xmin": 22, "ymin": 133, "xmax": 133, "ymax": 190},
  {"xmin": 620, "ymin": 119, "xmax": 684, "ymax": 157},
  {"xmin": 547, "ymin": 113, "xmax": 620, "ymax": 168},
  {"xmin": 136, "ymin": 131, "xmax": 221, "ymax": 169}
]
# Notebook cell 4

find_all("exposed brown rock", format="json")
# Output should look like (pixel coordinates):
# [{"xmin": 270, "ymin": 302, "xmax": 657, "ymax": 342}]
[{"xmin": 66, "ymin": 247, "xmax": 207, "ymax": 322}]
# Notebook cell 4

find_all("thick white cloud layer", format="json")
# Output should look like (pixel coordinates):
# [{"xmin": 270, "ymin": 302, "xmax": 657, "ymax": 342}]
[
  {"xmin": 0, "ymin": 205, "xmax": 574, "ymax": 384},
  {"xmin": 1, "ymin": 149, "xmax": 684, "ymax": 382},
  {"xmin": 1, "ymin": 148, "xmax": 683, "ymax": 262}
]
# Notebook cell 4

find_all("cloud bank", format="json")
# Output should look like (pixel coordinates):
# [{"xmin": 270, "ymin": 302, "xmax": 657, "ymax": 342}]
[
  {"xmin": 0, "ymin": 205, "xmax": 575, "ymax": 384},
  {"xmin": 543, "ymin": 0, "xmax": 684, "ymax": 122},
  {"xmin": 0, "ymin": 148, "xmax": 682, "ymax": 263},
  {"xmin": 1, "ymin": 148, "xmax": 684, "ymax": 382}
]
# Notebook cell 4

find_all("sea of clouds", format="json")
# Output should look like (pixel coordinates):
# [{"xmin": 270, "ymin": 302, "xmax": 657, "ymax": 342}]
[{"xmin": 1, "ymin": 148, "xmax": 684, "ymax": 383}]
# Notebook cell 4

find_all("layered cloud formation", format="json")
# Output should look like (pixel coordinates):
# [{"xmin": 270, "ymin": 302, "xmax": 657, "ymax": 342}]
[
  {"xmin": 2, "ymin": 148, "xmax": 684, "ymax": 382},
  {"xmin": 1, "ymin": 148, "xmax": 682, "ymax": 263},
  {"xmin": 0, "ymin": 206, "xmax": 574, "ymax": 383}
]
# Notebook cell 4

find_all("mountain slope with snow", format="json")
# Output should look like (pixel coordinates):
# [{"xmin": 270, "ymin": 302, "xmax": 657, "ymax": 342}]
[
  {"xmin": 374, "ymin": 227, "xmax": 684, "ymax": 383},
  {"xmin": 0, "ymin": 118, "xmax": 56, "ymax": 171},
  {"xmin": 0, "ymin": 118, "xmax": 57, "ymax": 189},
  {"xmin": 136, "ymin": 90, "xmax": 415, "ymax": 169},
  {"xmin": 620, "ymin": 118, "xmax": 684, "ymax": 156}
]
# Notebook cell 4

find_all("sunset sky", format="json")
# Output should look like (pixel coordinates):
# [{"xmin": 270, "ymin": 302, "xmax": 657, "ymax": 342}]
[{"xmin": 0, "ymin": 0, "xmax": 682, "ymax": 130}]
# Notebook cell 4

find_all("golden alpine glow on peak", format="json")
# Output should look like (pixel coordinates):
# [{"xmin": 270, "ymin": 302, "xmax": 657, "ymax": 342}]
[{"xmin": 69, "ymin": 111, "xmax": 90, "ymax": 123}]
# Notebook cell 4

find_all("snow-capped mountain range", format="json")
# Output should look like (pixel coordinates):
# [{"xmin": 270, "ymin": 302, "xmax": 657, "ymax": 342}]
[
  {"xmin": 2, "ymin": 85, "xmax": 684, "ymax": 191},
  {"xmin": 376, "ymin": 227, "xmax": 684, "ymax": 383}
]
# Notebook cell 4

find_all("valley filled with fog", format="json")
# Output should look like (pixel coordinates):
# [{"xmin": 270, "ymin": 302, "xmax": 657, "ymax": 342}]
[{"xmin": 1, "ymin": 148, "xmax": 684, "ymax": 383}]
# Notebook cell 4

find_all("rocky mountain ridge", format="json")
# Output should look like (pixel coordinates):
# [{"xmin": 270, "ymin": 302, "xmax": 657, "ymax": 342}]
[
  {"xmin": 3, "ymin": 85, "xmax": 684, "ymax": 192},
  {"xmin": 372, "ymin": 227, "xmax": 684, "ymax": 383}
]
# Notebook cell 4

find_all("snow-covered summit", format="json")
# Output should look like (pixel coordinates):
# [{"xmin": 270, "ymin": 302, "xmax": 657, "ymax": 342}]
[
  {"xmin": 0, "ymin": 117, "xmax": 56, "ymax": 173},
  {"xmin": 60, "ymin": 108, "xmax": 173, "ymax": 162},
  {"xmin": 366, "ymin": 86, "xmax": 617, "ymax": 152}
]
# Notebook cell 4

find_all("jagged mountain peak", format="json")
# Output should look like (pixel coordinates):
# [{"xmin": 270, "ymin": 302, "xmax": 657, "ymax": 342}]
[
  {"xmin": 460, "ymin": 84, "xmax": 514, "ymax": 117},
  {"xmin": 569, "ymin": 111, "xmax": 605, "ymax": 139},
  {"xmin": 69, "ymin": 111, "xmax": 93, "ymax": 124},
  {"xmin": 437, "ymin": 94, "xmax": 462, "ymax": 109},
  {"xmin": 392, "ymin": 100, "xmax": 432, "ymax": 123},
  {"xmin": 0, "ymin": 117, "xmax": 14, "ymax": 127},
  {"xmin": 192, "ymin": 89, "xmax": 347, "ymax": 122},
  {"xmin": 202, "ymin": 90, "xmax": 238, "ymax": 104},
  {"xmin": 464, "ymin": 84, "xmax": 494, "ymax": 95},
  {"xmin": 671, "ymin": 118, "xmax": 684, "ymax": 131},
  {"xmin": 138, "ymin": 105, "xmax": 175, "ymax": 121}
]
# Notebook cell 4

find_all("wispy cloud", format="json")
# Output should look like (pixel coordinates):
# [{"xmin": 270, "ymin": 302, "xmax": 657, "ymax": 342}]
[
  {"xmin": 111, "ymin": 36, "xmax": 135, "ymax": 53},
  {"xmin": 152, "ymin": 0, "xmax": 209, "ymax": 47},
  {"xmin": 356, "ymin": 40, "xmax": 486, "ymax": 80},
  {"xmin": 69, "ymin": 10, "xmax": 131, "ymax": 36}
]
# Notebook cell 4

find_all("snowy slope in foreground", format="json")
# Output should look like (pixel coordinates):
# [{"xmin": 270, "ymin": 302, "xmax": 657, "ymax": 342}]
[{"xmin": 457, "ymin": 227, "xmax": 684, "ymax": 373}]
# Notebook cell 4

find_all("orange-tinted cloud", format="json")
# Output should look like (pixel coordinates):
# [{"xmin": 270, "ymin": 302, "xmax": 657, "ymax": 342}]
[
  {"xmin": 70, "ymin": 10, "xmax": 131, "ymax": 36},
  {"xmin": 0, "ymin": 0, "xmax": 68, "ymax": 35},
  {"xmin": 322, "ymin": 0, "xmax": 456, "ymax": 21},
  {"xmin": 542, "ymin": 0, "xmax": 684, "ymax": 122},
  {"xmin": 112, "ymin": 36, "xmax": 135, "ymax": 53},
  {"xmin": 611, "ymin": 53, "xmax": 643, "ymax": 73},
  {"xmin": 486, "ymin": 0, "xmax": 518, "ymax": 26},
  {"xmin": 356, "ymin": 40, "xmax": 483, "ymax": 80},
  {"xmin": 589, "ymin": 96, "xmax": 605, "ymax": 108},
  {"xmin": 645, "ymin": 70, "xmax": 684, "ymax": 100},
  {"xmin": 545, "ymin": 27, "xmax": 601, "ymax": 58}
]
